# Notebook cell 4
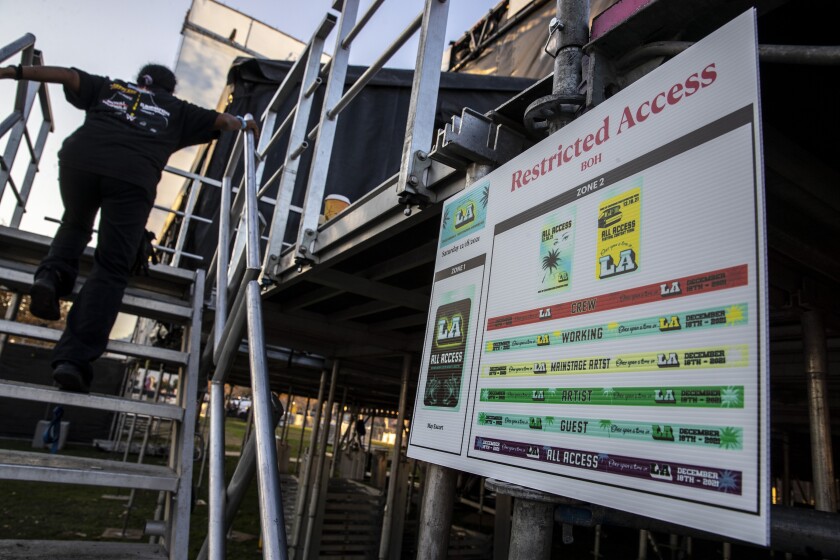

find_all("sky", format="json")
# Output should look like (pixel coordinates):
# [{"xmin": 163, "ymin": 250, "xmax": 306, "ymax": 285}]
[{"xmin": 0, "ymin": 0, "xmax": 501, "ymax": 234}]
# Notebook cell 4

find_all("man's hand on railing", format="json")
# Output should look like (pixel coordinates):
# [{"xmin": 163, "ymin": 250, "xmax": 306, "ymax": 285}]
[
  {"xmin": 0, "ymin": 64, "xmax": 81, "ymax": 93},
  {"xmin": 214, "ymin": 113, "xmax": 260, "ymax": 143}
]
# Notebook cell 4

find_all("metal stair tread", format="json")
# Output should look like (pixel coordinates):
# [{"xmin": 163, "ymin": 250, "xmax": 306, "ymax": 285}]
[
  {"xmin": 0, "ymin": 263, "xmax": 193, "ymax": 324},
  {"xmin": 0, "ymin": 319, "xmax": 189, "ymax": 365},
  {"xmin": 0, "ymin": 225, "xmax": 195, "ymax": 292},
  {"xmin": 0, "ymin": 540, "xmax": 168, "ymax": 559},
  {"xmin": 0, "ymin": 380, "xmax": 184, "ymax": 421},
  {"xmin": 0, "ymin": 449, "xmax": 179, "ymax": 492}
]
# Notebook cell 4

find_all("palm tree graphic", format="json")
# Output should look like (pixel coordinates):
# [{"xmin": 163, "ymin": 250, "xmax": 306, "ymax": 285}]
[{"xmin": 542, "ymin": 249, "xmax": 562, "ymax": 283}]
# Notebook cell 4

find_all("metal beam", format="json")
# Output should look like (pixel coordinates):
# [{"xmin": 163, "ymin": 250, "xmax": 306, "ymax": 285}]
[
  {"xmin": 262, "ymin": 308, "xmax": 416, "ymax": 353},
  {"xmin": 309, "ymin": 268, "xmax": 429, "ymax": 311}
]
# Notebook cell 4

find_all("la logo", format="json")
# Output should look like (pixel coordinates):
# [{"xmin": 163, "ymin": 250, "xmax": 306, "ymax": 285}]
[
  {"xmin": 598, "ymin": 249, "xmax": 638, "ymax": 279},
  {"xmin": 658, "ymin": 316, "xmax": 681, "ymax": 331},
  {"xmin": 436, "ymin": 315, "xmax": 463, "ymax": 345},
  {"xmin": 455, "ymin": 202, "xmax": 476, "ymax": 229},
  {"xmin": 538, "ymin": 308, "xmax": 552, "ymax": 319},
  {"xmin": 657, "ymin": 353, "xmax": 680, "ymax": 368},
  {"xmin": 652, "ymin": 425, "xmax": 674, "ymax": 441},
  {"xmin": 654, "ymin": 389, "xmax": 676, "ymax": 403},
  {"xmin": 650, "ymin": 462, "xmax": 673, "ymax": 480},
  {"xmin": 660, "ymin": 281, "xmax": 681, "ymax": 297}
]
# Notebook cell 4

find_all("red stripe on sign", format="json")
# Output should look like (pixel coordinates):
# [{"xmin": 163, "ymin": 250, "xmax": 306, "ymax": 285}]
[{"xmin": 486, "ymin": 265, "xmax": 749, "ymax": 331}]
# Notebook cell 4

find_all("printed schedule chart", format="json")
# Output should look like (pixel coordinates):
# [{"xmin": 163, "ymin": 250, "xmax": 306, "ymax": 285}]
[{"xmin": 408, "ymin": 10, "xmax": 769, "ymax": 545}]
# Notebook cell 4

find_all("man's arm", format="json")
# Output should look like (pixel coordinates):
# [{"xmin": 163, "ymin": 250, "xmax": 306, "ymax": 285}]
[
  {"xmin": 214, "ymin": 113, "xmax": 260, "ymax": 140},
  {"xmin": 0, "ymin": 65, "xmax": 80, "ymax": 94}
]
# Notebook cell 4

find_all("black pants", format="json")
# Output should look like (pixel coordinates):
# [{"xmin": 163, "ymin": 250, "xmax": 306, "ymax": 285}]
[{"xmin": 37, "ymin": 165, "xmax": 154, "ymax": 379}]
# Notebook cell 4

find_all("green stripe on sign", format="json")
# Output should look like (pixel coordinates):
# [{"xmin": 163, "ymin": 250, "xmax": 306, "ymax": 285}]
[
  {"xmin": 475, "ymin": 412, "xmax": 743, "ymax": 450},
  {"xmin": 478, "ymin": 385, "xmax": 744, "ymax": 408}
]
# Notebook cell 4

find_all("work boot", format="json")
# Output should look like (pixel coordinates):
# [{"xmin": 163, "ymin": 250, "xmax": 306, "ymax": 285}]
[
  {"xmin": 53, "ymin": 362, "xmax": 91, "ymax": 393},
  {"xmin": 30, "ymin": 269, "xmax": 61, "ymax": 321}
]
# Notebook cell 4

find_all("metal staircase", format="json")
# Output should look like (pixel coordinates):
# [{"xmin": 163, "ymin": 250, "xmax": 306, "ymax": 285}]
[
  {"xmin": 0, "ymin": 226, "xmax": 205, "ymax": 560},
  {"xmin": 0, "ymin": 33, "xmax": 214, "ymax": 558},
  {"xmin": 2, "ymin": 1, "xmax": 469, "ymax": 556}
]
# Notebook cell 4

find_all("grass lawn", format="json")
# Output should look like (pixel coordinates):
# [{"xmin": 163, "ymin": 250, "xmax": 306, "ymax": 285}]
[{"xmin": 0, "ymin": 417, "xmax": 324, "ymax": 558}]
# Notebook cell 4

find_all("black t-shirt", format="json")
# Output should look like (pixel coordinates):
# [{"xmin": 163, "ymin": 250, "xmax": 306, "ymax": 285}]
[{"xmin": 58, "ymin": 68, "xmax": 220, "ymax": 188}]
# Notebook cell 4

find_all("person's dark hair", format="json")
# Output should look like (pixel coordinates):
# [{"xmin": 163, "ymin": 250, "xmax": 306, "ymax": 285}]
[{"xmin": 136, "ymin": 64, "xmax": 177, "ymax": 94}]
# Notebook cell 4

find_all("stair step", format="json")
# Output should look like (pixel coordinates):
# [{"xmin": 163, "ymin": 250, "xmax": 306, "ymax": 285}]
[
  {"xmin": 0, "ymin": 319, "xmax": 189, "ymax": 365},
  {"xmin": 0, "ymin": 449, "xmax": 179, "ymax": 491},
  {"xmin": 0, "ymin": 540, "xmax": 168, "ymax": 559},
  {"xmin": 0, "ymin": 380, "xmax": 184, "ymax": 421},
  {"xmin": 0, "ymin": 225, "xmax": 196, "ymax": 299},
  {"xmin": 0, "ymin": 264, "xmax": 193, "ymax": 324}
]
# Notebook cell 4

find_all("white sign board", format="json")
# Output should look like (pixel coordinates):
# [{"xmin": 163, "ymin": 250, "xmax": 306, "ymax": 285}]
[{"xmin": 408, "ymin": 10, "xmax": 768, "ymax": 545}]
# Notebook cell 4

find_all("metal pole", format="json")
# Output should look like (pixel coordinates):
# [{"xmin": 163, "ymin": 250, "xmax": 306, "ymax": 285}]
[
  {"xmin": 367, "ymin": 411, "xmax": 375, "ymax": 456},
  {"xmin": 302, "ymin": 360, "xmax": 340, "ymax": 560},
  {"xmin": 282, "ymin": 387, "xmax": 294, "ymax": 443},
  {"xmin": 494, "ymin": 493, "xmax": 512, "ymax": 560},
  {"xmin": 802, "ymin": 309, "xmax": 837, "ymax": 511},
  {"xmin": 245, "ymin": 281, "xmax": 287, "ymax": 559},
  {"xmin": 197, "ymin": 393, "xmax": 285, "ymax": 560},
  {"xmin": 594, "ymin": 524, "xmax": 602, "ymax": 559},
  {"xmin": 208, "ymin": 381, "xmax": 227, "ymax": 560},
  {"xmin": 330, "ymin": 387, "xmax": 347, "ymax": 478},
  {"xmin": 122, "ymin": 374, "xmax": 164, "ymax": 535},
  {"xmin": 290, "ymin": 370, "xmax": 327, "ymax": 558},
  {"xmin": 510, "ymin": 499, "xmax": 554, "ymax": 560},
  {"xmin": 0, "ymin": 293, "xmax": 21, "ymax": 357},
  {"xmin": 295, "ymin": 398, "xmax": 311, "ymax": 476},
  {"xmin": 406, "ymin": 458, "xmax": 417, "ymax": 517},
  {"xmin": 379, "ymin": 354, "xmax": 410, "ymax": 560},
  {"xmin": 783, "ymin": 432, "xmax": 791, "ymax": 507},
  {"xmin": 637, "ymin": 529, "xmax": 648, "ymax": 560},
  {"xmin": 416, "ymin": 463, "xmax": 457, "ymax": 559},
  {"xmin": 478, "ymin": 478, "xmax": 485, "ymax": 530},
  {"xmin": 121, "ymin": 414, "xmax": 138, "ymax": 462},
  {"xmin": 551, "ymin": 0, "xmax": 588, "ymax": 133},
  {"xmin": 240, "ymin": 404, "xmax": 255, "ymax": 458}
]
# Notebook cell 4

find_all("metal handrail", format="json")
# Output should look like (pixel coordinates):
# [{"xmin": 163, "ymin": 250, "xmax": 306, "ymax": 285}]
[
  {"xmin": 0, "ymin": 35, "xmax": 53, "ymax": 228},
  {"xmin": 207, "ymin": 115, "xmax": 287, "ymax": 560},
  {"xmin": 248, "ymin": 0, "xmax": 450, "ymax": 279}
]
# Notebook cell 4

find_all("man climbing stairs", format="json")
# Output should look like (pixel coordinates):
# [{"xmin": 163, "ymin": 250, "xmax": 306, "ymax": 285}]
[{"xmin": 0, "ymin": 225, "xmax": 204, "ymax": 560}]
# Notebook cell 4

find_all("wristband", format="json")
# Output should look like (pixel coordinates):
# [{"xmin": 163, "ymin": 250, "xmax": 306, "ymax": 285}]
[
  {"xmin": 236, "ymin": 116, "xmax": 247, "ymax": 130},
  {"xmin": 13, "ymin": 64, "xmax": 23, "ymax": 80}
]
